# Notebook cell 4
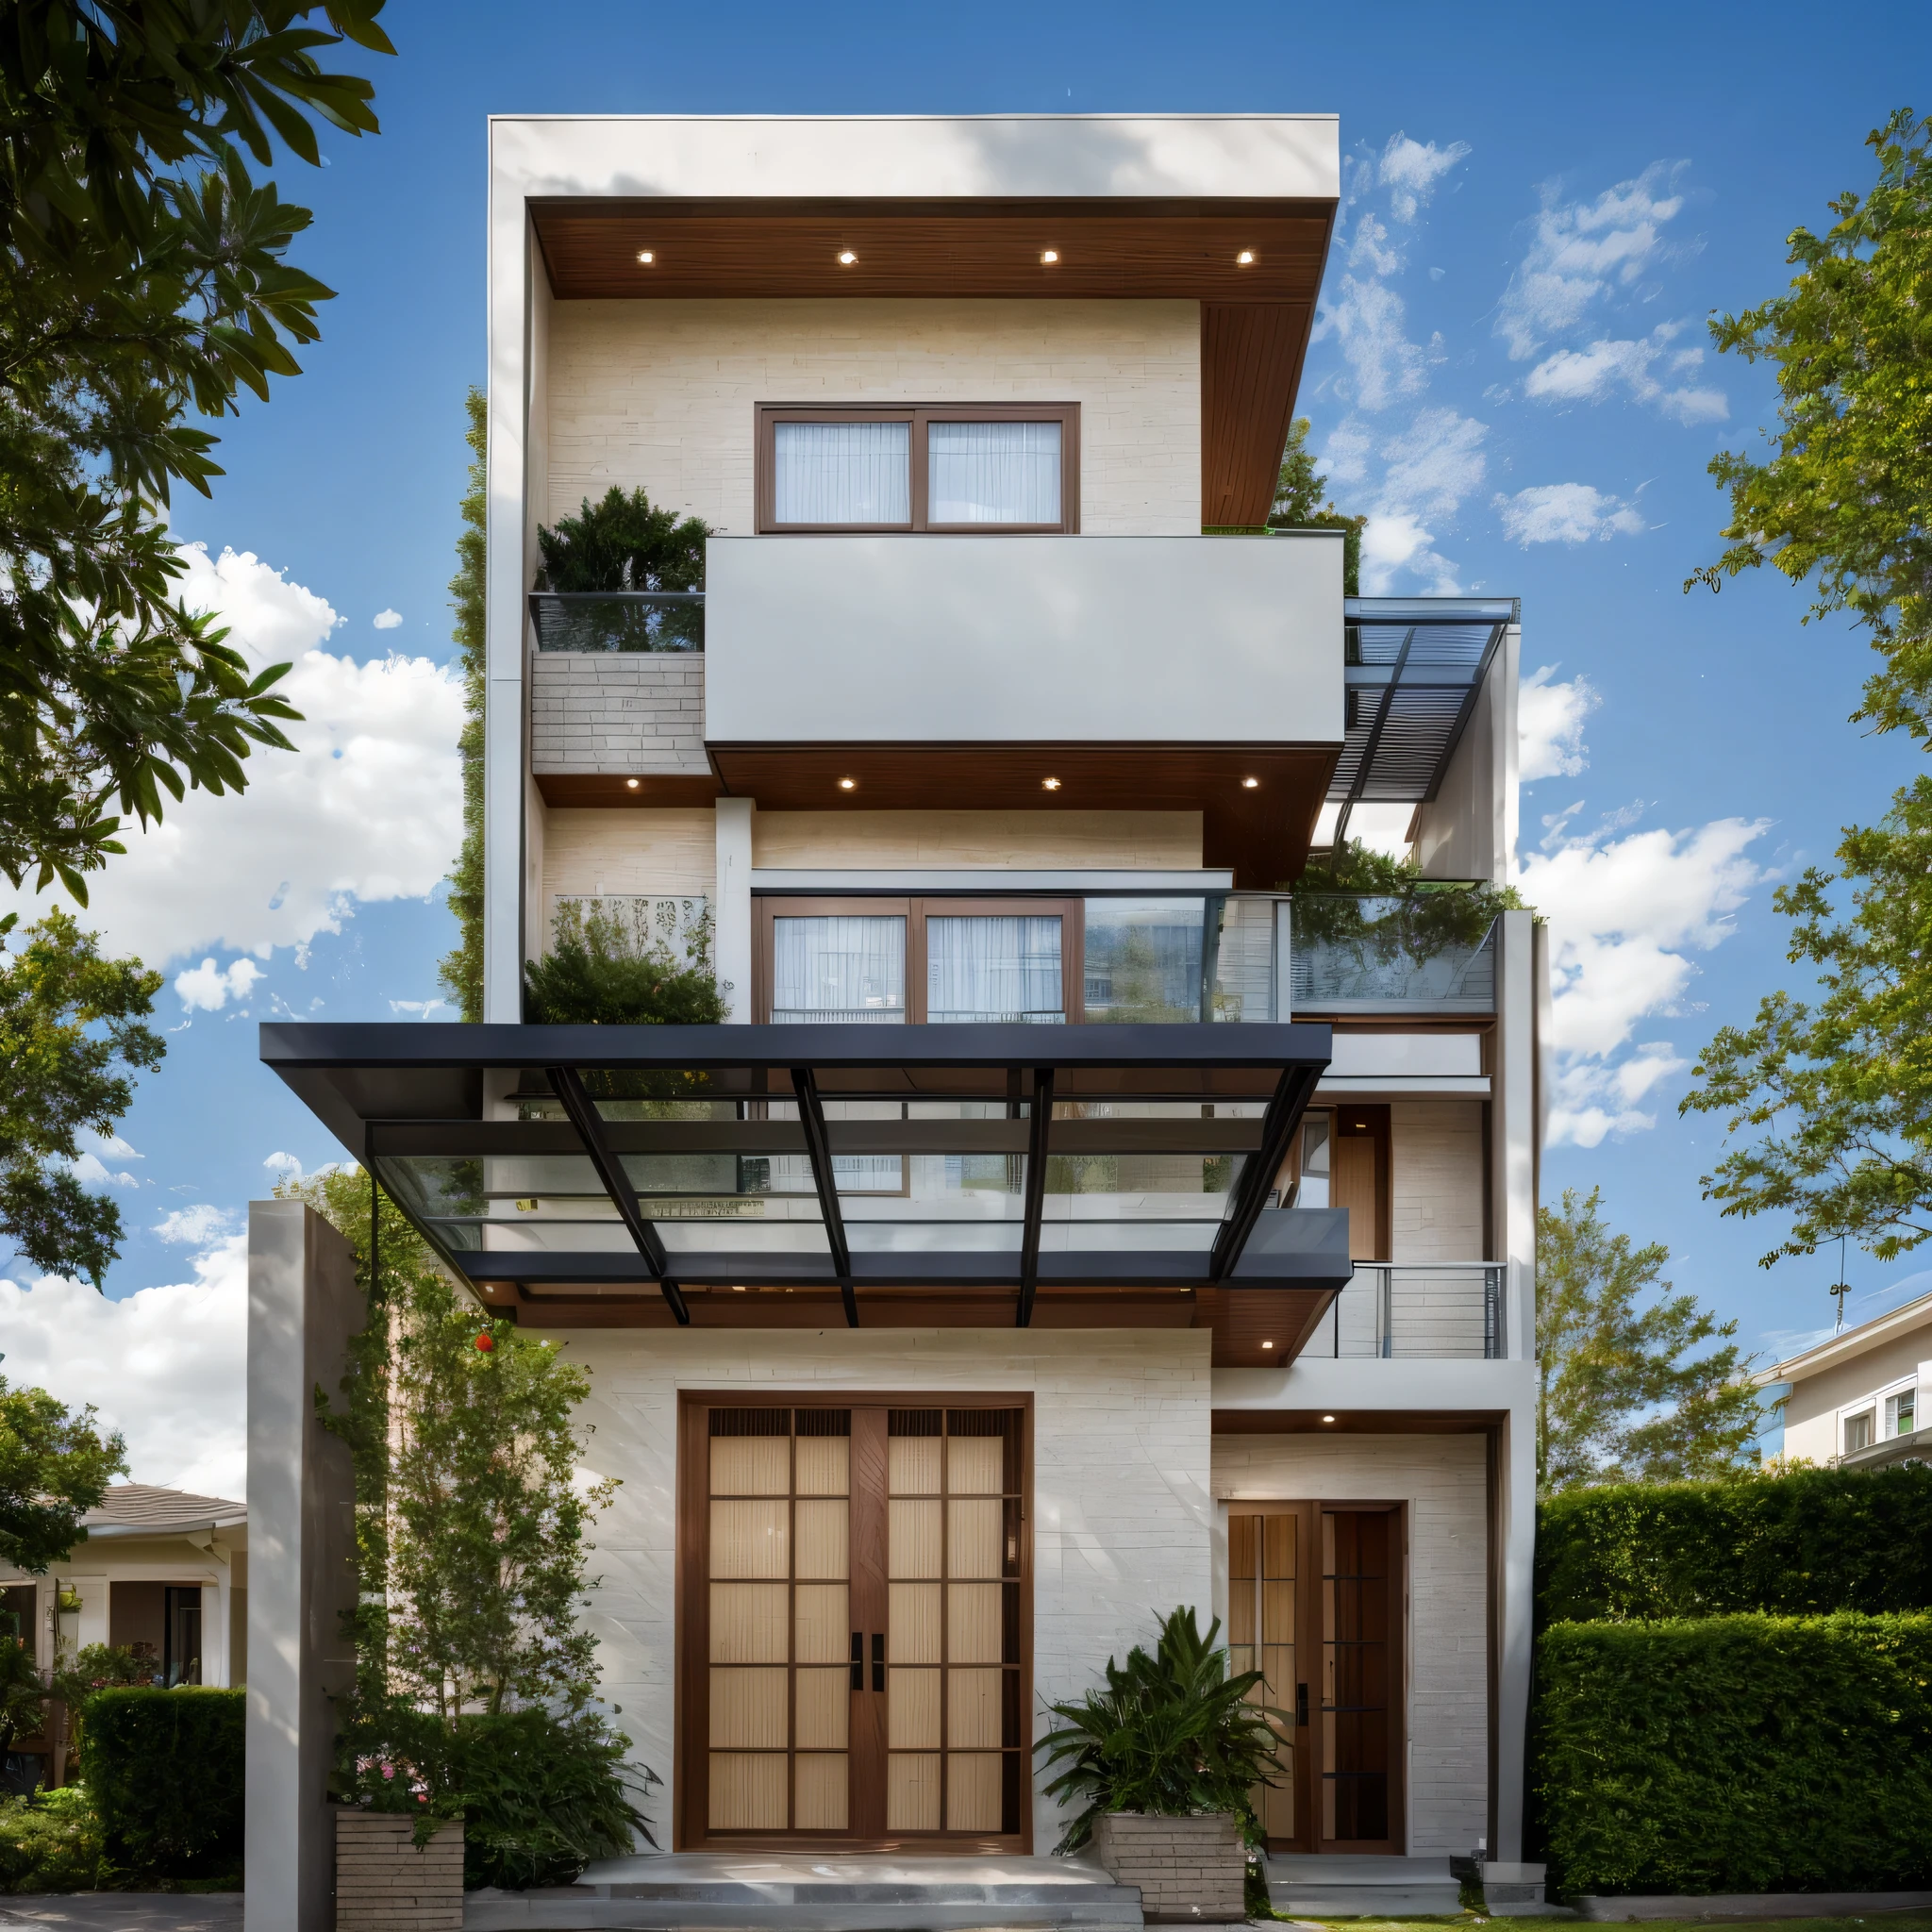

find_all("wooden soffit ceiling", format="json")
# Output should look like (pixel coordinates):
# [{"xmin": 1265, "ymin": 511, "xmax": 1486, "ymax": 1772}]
[{"xmin": 528, "ymin": 196, "xmax": 1337, "ymax": 537}]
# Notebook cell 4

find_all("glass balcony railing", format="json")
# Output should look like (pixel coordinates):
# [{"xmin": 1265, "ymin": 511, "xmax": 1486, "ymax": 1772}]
[
  {"xmin": 528, "ymin": 590, "xmax": 704, "ymax": 652},
  {"xmin": 1289, "ymin": 894, "xmax": 1496, "ymax": 1014}
]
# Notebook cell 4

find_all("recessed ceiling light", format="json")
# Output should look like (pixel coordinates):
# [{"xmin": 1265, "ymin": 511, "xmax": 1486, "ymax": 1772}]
[
  {"xmin": 1322, "ymin": 1413, "xmax": 1337, "ymax": 1423},
  {"xmin": 838, "ymin": 250, "xmax": 858, "ymax": 265},
  {"xmin": 1041, "ymin": 249, "xmax": 1059, "ymax": 264},
  {"xmin": 625, "ymin": 777, "xmax": 640, "ymax": 790},
  {"xmin": 1237, "ymin": 250, "xmax": 1256, "ymax": 265},
  {"xmin": 1260, "ymin": 1341, "xmax": 1274, "ymax": 1350},
  {"xmin": 838, "ymin": 777, "xmax": 857, "ymax": 791},
  {"xmin": 1241, "ymin": 775, "xmax": 1259, "ymax": 789},
  {"xmin": 1041, "ymin": 776, "xmax": 1061, "ymax": 791},
  {"xmin": 636, "ymin": 250, "xmax": 655, "ymax": 264}
]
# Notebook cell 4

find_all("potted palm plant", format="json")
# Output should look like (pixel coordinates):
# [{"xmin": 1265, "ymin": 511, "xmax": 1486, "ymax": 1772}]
[{"xmin": 1036, "ymin": 1607, "xmax": 1281, "ymax": 1924}]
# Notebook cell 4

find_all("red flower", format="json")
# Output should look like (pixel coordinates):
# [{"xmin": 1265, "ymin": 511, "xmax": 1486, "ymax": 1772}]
[{"xmin": 475, "ymin": 1332, "xmax": 495, "ymax": 1353}]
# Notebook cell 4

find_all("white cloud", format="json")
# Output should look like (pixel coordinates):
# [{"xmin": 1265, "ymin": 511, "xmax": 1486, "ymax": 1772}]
[
  {"xmin": 372, "ymin": 608, "xmax": 403, "ymax": 630},
  {"xmin": 81, "ymin": 1130, "xmax": 142, "ymax": 1161},
  {"xmin": 1496, "ymin": 163, "xmax": 1690, "ymax": 360},
  {"xmin": 262, "ymin": 1151, "xmax": 304, "ymax": 1179},
  {"xmin": 70, "ymin": 1152, "xmax": 139, "ymax": 1189},
  {"xmin": 1, "ymin": 544, "xmax": 464, "ymax": 970},
  {"xmin": 1378, "ymin": 133, "xmax": 1472, "ymax": 224},
  {"xmin": 1497, "ymin": 483, "xmax": 1647, "ymax": 547},
  {"xmin": 1318, "ymin": 265, "xmax": 1433, "ymax": 412},
  {"xmin": 1519, "ymin": 665, "xmax": 1601, "ymax": 782},
  {"xmin": 175, "ymin": 956, "xmax": 265, "ymax": 1012},
  {"xmin": 1521, "ymin": 811, "xmax": 1773, "ymax": 1145},
  {"xmin": 0, "ymin": 1237, "xmax": 247, "ymax": 1495},
  {"xmin": 1357, "ymin": 408, "xmax": 1489, "ymax": 593},
  {"xmin": 1524, "ymin": 324, "xmax": 1727, "ymax": 425},
  {"xmin": 389, "ymin": 998, "xmax": 447, "ymax": 1018},
  {"xmin": 154, "ymin": 1204, "xmax": 236, "ymax": 1246}
]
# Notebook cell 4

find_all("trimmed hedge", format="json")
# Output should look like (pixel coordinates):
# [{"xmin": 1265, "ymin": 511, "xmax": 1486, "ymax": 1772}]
[
  {"xmin": 1537, "ymin": 1464, "xmax": 1932, "ymax": 1624},
  {"xmin": 80, "ymin": 1688, "xmax": 244, "ymax": 1886},
  {"xmin": 1531, "ymin": 1613, "xmax": 1932, "ymax": 1897}
]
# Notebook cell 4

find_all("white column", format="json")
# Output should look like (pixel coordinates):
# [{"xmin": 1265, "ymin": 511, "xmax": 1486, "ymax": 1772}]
[
  {"xmin": 244, "ymin": 1202, "xmax": 362, "ymax": 1932},
  {"xmin": 1491, "ymin": 1402, "xmax": 1537, "ymax": 1859},
  {"xmin": 714, "ymin": 798, "xmax": 755, "ymax": 1023}
]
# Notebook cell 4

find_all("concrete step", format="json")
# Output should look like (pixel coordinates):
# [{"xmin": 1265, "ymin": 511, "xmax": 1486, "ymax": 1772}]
[
  {"xmin": 465, "ymin": 1852, "xmax": 1146, "ymax": 1932},
  {"xmin": 1266, "ymin": 1852, "xmax": 1464, "ymax": 1917}
]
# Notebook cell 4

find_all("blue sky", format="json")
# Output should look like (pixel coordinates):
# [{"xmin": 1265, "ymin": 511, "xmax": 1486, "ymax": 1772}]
[{"xmin": 6, "ymin": 0, "xmax": 1929, "ymax": 1485}]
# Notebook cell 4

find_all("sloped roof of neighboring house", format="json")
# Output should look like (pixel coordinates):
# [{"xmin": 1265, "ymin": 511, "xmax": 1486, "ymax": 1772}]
[
  {"xmin": 79, "ymin": 1485, "xmax": 246, "ymax": 1539},
  {"xmin": 1756, "ymin": 1286, "xmax": 1932, "ymax": 1389}
]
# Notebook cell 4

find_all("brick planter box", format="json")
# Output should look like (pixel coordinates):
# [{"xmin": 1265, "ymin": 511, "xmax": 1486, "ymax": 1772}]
[
  {"xmin": 1091, "ymin": 1810, "xmax": 1246, "ymax": 1924},
  {"xmin": 335, "ymin": 1807, "xmax": 464, "ymax": 1932}
]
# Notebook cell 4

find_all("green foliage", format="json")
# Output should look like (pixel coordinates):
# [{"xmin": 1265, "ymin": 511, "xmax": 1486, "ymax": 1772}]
[
  {"xmin": 1290, "ymin": 838, "xmax": 1527, "ymax": 952},
  {"xmin": 1267, "ymin": 417, "xmax": 1366, "ymax": 595},
  {"xmin": 0, "ymin": 910, "xmax": 164, "ymax": 1284},
  {"xmin": 524, "ymin": 903, "xmax": 728, "ymax": 1027},
  {"xmin": 1688, "ymin": 110, "xmax": 1932, "ymax": 745},
  {"xmin": 0, "ymin": 1784, "xmax": 101, "ymax": 1893},
  {"xmin": 287, "ymin": 1168, "xmax": 652, "ymax": 1882},
  {"xmin": 340, "ymin": 1705, "xmax": 655, "ymax": 1889},
  {"xmin": 0, "ymin": 1377, "xmax": 125, "ymax": 1574},
  {"xmin": 50, "ymin": 1645, "xmax": 157, "ymax": 1766},
  {"xmin": 1531, "ymin": 1613, "xmax": 1932, "ymax": 1897},
  {"xmin": 0, "ymin": 1634, "xmax": 45, "ymax": 1760},
  {"xmin": 79, "ymin": 1687, "xmax": 244, "ymax": 1886},
  {"xmin": 1537, "ymin": 1462, "xmax": 1932, "ymax": 1625},
  {"xmin": 1036, "ymin": 1606, "xmax": 1281, "ymax": 1854},
  {"xmin": 1537, "ymin": 1189, "xmax": 1761, "ymax": 1494},
  {"xmin": 0, "ymin": 1, "xmax": 393, "ymax": 897},
  {"xmin": 1683, "ymin": 778, "xmax": 1932, "ymax": 1265},
  {"xmin": 536, "ymin": 487, "xmax": 708, "ymax": 593},
  {"xmin": 438, "ymin": 389, "xmax": 488, "ymax": 1023}
]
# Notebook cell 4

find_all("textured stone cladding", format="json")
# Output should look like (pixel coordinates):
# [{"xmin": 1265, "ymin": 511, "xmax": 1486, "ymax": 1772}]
[
  {"xmin": 530, "ymin": 652, "xmax": 708, "ymax": 776},
  {"xmin": 1212, "ymin": 1431, "xmax": 1490, "ymax": 1856},
  {"xmin": 334, "ymin": 1811, "xmax": 463, "ymax": 1932},
  {"xmin": 544, "ymin": 297, "xmax": 1204, "ymax": 536},
  {"xmin": 1092, "ymin": 1811, "xmax": 1247, "ymax": 1923},
  {"xmin": 541, "ymin": 1326, "xmax": 1215, "ymax": 1853}
]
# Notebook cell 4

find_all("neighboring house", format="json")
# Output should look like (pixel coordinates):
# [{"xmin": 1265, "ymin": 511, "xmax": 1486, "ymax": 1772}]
[
  {"xmin": 1760, "ymin": 1291, "xmax": 1930, "ymax": 1470},
  {"xmin": 247, "ymin": 114, "xmax": 1547, "ymax": 1929},
  {"xmin": 0, "ymin": 1484, "xmax": 247, "ymax": 1790}
]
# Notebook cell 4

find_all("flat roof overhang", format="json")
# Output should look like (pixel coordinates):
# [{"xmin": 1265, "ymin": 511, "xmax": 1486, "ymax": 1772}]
[
  {"xmin": 261, "ymin": 1023, "xmax": 1349, "ymax": 1367},
  {"xmin": 527, "ymin": 195, "xmax": 1336, "ymax": 529}
]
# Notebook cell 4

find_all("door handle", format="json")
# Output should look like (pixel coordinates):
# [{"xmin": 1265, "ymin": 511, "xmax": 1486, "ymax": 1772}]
[
  {"xmin": 850, "ymin": 1631, "xmax": 863, "ymax": 1691},
  {"xmin": 1296, "ymin": 1682, "xmax": 1309, "ymax": 1727},
  {"xmin": 872, "ymin": 1631, "xmax": 885, "ymax": 1692}
]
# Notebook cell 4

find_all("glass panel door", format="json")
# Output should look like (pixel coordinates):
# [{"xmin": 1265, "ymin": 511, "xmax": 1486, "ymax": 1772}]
[
  {"xmin": 925, "ymin": 916, "xmax": 1064, "ymax": 1024},
  {"xmin": 1322, "ymin": 1510, "xmax": 1392, "ymax": 1846},
  {"xmin": 1228, "ymin": 1511, "xmax": 1298, "ymax": 1846},
  {"xmin": 772, "ymin": 916, "xmax": 906, "ymax": 1024}
]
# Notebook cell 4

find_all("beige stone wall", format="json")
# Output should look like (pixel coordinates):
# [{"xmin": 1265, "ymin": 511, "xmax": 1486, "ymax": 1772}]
[
  {"xmin": 545, "ymin": 297, "xmax": 1203, "ymax": 536},
  {"xmin": 1391, "ymin": 1100, "xmax": 1487, "ymax": 1263},
  {"xmin": 541, "ymin": 808, "xmax": 716, "ymax": 907},
  {"xmin": 752, "ymin": 809, "xmax": 1204, "ymax": 870},
  {"xmin": 1212, "ymin": 1431, "xmax": 1489, "ymax": 1857}
]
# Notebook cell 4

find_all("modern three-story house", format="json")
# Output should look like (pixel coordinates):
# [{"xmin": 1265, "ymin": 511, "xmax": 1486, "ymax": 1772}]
[{"xmin": 249, "ymin": 111, "xmax": 1548, "ymax": 1930}]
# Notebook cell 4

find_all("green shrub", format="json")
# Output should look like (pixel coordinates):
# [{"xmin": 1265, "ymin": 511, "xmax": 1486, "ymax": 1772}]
[
  {"xmin": 1531, "ymin": 1612, "xmax": 1932, "ymax": 1897},
  {"xmin": 80, "ymin": 1688, "xmax": 243, "ymax": 1886},
  {"xmin": 0, "ymin": 1785, "xmax": 101, "ymax": 1892},
  {"xmin": 524, "ymin": 904, "xmax": 727, "ymax": 1027},
  {"xmin": 1537, "ymin": 1463, "xmax": 1932, "ymax": 1624},
  {"xmin": 340, "ymin": 1702, "xmax": 653, "ymax": 1890}
]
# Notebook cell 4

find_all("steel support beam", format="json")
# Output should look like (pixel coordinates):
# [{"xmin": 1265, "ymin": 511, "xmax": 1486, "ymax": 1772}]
[
  {"xmin": 546, "ymin": 1064, "xmax": 689, "ymax": 1324},
  {"xmin": 1208, "ymin": 1061, "xmax": 1323, "ymax": 1282},
  {"xmin": 791, "ymin": 1066, "xmax": 859, "ymax": 1328},
  {"xmin": 1014, "ymin": 1068, "xmax": 1056, "ymax": 1328}
]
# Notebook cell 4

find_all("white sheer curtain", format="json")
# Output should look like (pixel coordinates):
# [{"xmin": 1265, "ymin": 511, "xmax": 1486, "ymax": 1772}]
[
  {"xmin": 928, "ymin": 421, "xmax": 1061, "ymax": 525},
  {"xmin": 927, "ymin": 915, "xmax": 1063, "ymax": 1024},
  {"xmin": 773, "ymin": 915, "xmax": 906, "ymax": 1023},
  {"xmin": 774, "ymin": 422, "xmax": 910, "ymax": 525}
]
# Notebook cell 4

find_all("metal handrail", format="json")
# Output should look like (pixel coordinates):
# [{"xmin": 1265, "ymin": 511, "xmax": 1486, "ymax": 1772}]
[{"xmin": 1324, "ymin": 1261, "xmax": 1507, "ymax": 1360}]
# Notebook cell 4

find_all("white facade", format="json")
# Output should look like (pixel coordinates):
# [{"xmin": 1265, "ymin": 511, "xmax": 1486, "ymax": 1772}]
[{"xmin": 1761, "ymin": 1290, "xmax": 1931, "ymax": 1468}]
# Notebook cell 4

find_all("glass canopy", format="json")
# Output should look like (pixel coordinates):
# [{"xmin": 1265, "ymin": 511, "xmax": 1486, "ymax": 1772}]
[{"xmin": 260, "ymin": 1022, "xmax": 1350, "ymax": 1354}]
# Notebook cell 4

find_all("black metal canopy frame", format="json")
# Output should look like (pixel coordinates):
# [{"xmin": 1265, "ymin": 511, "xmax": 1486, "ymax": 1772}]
[{"xmin": 259, "ymin": 1023, "xmax": 1352, "ymax": 1330}]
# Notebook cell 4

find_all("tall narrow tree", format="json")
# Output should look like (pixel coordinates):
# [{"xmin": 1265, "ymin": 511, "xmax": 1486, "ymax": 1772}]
[{"xmin": 439, "ymin": 390, "xmax": 487, "ymax": 1022}]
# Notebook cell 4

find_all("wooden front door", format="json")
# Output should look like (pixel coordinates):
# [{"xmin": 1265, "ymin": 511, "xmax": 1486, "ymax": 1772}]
[
  {"xmin": 679, "ymin": 1394, "xmax": 1032, "ymax": 1852},
  {"xmin": 1227, "ymin": 1501, "xmax": 1405, "ymax": 1853}
]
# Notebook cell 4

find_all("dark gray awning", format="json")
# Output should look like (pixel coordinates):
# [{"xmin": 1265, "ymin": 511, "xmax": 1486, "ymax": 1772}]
[{"xmin": 260, "ymin": 1023, "xmax": 1349, "ymax": 1357}]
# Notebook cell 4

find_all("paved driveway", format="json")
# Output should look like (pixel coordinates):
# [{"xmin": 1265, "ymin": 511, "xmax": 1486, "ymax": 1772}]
[{"xmin": 0, "ymin": 1900, "xmax": 242, "ymax": 1930}]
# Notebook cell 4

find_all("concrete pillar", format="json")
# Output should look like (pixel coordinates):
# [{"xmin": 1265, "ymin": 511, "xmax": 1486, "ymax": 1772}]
[
  {"xmin": 245, "ymin": 1202, "xmax": 362, "ymax": 1932},
  {"xmin": 715, "ymin": 797, "xmax": 755, "ymax": 1023}
]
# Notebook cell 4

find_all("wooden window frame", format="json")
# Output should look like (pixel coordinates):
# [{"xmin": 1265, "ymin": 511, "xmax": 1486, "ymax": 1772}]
[
  {"xmin": 675, "ymin": 1390, "xmax": 1036, "ymax": 1855},
  {"xmin": 755, "ymin": 403, "xmax": 1082, "ymax": 534},
  {"xmin": 1224, "ymin": 1498, "xmax": 1407, "ymax": 1856},
  {"xmin": 754, "ymin": 896, "xmax": 1086, "ymax": 1026}
]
